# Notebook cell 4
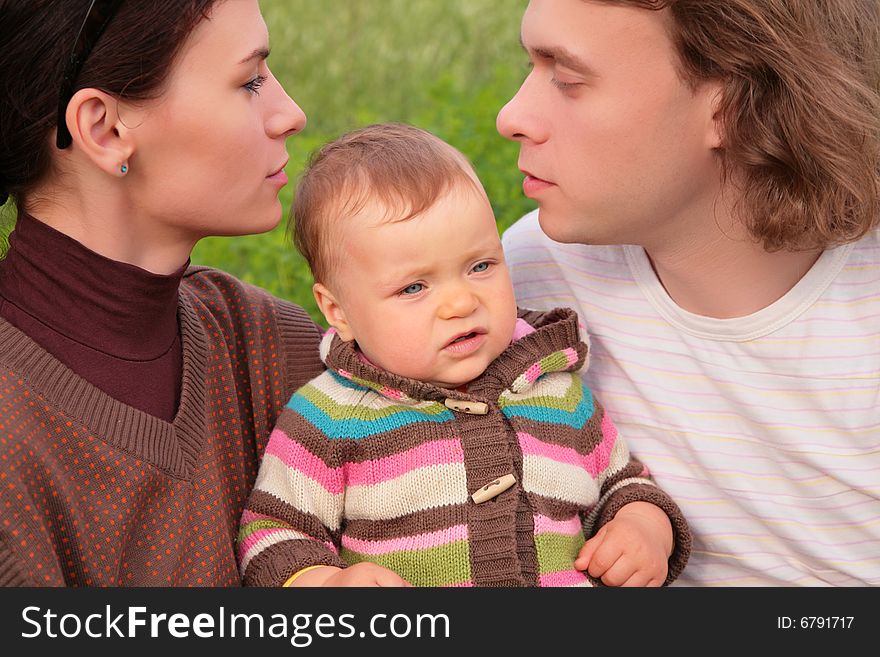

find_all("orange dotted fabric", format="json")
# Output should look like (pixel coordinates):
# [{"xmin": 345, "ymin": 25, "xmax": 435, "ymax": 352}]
[{"xmin": 0, "ymin": 268, "xmax": 323, "ymax": 586}]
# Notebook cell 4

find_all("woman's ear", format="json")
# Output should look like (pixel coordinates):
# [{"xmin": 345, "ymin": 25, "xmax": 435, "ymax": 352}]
[
  {"xmin": 64, "ymin": 88, "xmax": 135, "ymax": 175},
  {"xmin": 313, "ymin": 283, "xmax": 355, "ymax": 341}
]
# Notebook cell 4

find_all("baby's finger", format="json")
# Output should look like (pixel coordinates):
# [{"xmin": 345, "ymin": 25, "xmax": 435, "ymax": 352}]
[
  {"xmin": 375, "ymin": 569, "xmax": 411, "ymax": 587},
  {"xmin": 598, "ymin": 556, "xmax": 637, "ymax": 587},
  {"xmin": 574, "ymin": 526, "xmax": 606, "ymax": 570},
  {"xmin": 586, "ymin": 535, "xmax": 624, "ymax": 579},
  {"xmin": 620, "ymin": 570, "xmax": 652, "ymax": 588}
]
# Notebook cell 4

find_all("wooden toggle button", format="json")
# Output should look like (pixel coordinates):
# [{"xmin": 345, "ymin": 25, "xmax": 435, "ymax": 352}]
[
  {"xmin": 444, "ymin": 398, "xmax": 489, "ymax": 415},
  {"xmin": 471, "ymin": 473, "xmax": 516, "ymax": 504}
]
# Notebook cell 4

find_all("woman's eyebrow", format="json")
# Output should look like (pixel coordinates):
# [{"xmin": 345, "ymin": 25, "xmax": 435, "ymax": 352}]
[{"xmin": 238, "ymin": 47, "xmax": 270, "ymax": 65}]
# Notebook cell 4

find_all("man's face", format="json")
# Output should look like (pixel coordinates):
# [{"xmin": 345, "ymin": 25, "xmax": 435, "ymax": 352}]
[{"xmin": 497, "ymin": 0, "xmax": 723, "ymax": 248}]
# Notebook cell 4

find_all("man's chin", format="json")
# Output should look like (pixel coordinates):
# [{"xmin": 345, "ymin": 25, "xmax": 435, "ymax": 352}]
[{"xmin": 536, "ymin": 207, "xmax": 582, "ymax": 244}]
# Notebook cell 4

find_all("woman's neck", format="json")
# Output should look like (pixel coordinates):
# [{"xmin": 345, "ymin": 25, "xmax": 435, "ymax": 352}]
[{"xmin": 27, "ymin": 185, "xmax": 195, "ymax": 275}]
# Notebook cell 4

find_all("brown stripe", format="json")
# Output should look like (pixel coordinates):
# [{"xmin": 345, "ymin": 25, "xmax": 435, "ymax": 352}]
[
  {"xmin": 247, "ymin": 489, "xmax": 342, "ymax": 545},
  {"xmin": 506, "ymin": 410, "xmax": 606, "ymax": 455},
  {"xmin": 243, "ymin": 538, "xmax": 345, "ymax": 587},
  {"xmin": 344, "ymin": 504, "xmax": 469, "ymax": 541},
  {"xmin": 600, "ymin": 457, "xmax": 648, "ymax": 494},
  {"xmin": 526, "ymin": 493, "xmax": 584, "ymax": 522}
]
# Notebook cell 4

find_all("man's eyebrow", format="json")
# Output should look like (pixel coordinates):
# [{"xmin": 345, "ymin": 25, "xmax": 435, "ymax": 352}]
[
  {"xmin": 519, "ymin": 36, "xmax": 595, "ymax": 75},
  {"xmin": 238, "ymin": 47, "xmax": 270, "ymax": 65}
]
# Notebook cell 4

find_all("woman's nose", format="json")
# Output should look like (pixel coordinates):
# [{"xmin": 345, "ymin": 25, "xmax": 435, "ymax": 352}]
[{"xmin": 266, "ymin": 73, "xmax": 307, "ymax": 138}]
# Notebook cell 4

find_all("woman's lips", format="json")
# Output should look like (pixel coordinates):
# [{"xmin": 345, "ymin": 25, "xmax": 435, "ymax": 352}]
[{"xmin": 266, "ymin": 161, "xmax": 289, "ymax": 185}]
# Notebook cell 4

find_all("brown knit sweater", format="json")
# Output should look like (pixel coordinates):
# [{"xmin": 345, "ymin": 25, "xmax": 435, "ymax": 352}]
[{"xmin": 0, "ymin": 267, "xmax": 324, "ymax": 586}]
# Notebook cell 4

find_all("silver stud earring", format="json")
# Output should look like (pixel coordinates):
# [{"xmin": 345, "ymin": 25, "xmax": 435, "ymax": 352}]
[{"xmin": 120, "ymin": 163, "xmax": 128, "ymax": 175}]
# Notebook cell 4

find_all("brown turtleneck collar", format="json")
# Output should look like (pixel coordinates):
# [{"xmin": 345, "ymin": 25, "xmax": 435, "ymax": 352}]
[{"xmin": 0, "ymin": 213, "xmax": 184, "ymax": 421}]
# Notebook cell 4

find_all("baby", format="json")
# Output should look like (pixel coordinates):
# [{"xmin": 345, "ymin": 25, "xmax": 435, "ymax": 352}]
[{"xmin": 238, "ymin": 123, "xmax": 690, "ymax": 587}]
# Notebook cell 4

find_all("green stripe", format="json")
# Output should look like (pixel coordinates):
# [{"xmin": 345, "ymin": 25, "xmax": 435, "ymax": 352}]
[
  {"xmin": 539, "ymin": 350, "xmax": 572, "ymax": 374},
  {"xmin": 300, "ymin": 382, "xmax": 448, "ymax": 421},
  {"xmin": 534, "ymin": 532, "xmax": 585, "ymax": 575},
  {"xmin": 238, "ymin": 519, "xmax": 292, "ymax": 542},
  {"xmin": 341, "ymin": 540, "xmax": 471, "ymax": 587},
  {"xmin": 499, "ymin": 377, "xmax": 584, "ymax": 412}
]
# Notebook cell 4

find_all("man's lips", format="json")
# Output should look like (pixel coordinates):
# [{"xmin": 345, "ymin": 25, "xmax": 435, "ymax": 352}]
[{"xmin": 520, "ymin": 168, "xmax": 555, "ymax": 197}]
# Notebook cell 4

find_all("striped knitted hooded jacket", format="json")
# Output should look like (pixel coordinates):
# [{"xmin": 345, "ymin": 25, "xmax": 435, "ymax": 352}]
[{"xmin": 239, "ymin": 307, "xmax": 690, "ymax": 587}]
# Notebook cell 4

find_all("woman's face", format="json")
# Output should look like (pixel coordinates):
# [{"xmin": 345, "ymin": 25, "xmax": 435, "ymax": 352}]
[{"xmin": 126, "ymin": 0, "xmax": 305, "ymax": 240}]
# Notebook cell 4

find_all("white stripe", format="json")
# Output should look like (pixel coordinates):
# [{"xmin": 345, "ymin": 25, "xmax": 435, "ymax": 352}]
[
  {"xmin": 345, "ymin": 463, "xmax": 469, "ymax": 520},
  {"xmin": 253, "ymin": 453, "xmax": 344, "ymax": 531}
]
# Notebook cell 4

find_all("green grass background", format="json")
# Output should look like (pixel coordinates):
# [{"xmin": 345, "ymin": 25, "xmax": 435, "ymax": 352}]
[{"xmin": 1, "ymin": 0, "xmax": 535, "ymax": 324}]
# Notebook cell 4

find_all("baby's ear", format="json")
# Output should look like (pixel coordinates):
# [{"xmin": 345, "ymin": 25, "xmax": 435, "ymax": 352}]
[{"xmin": 313, "ymin": 283, "xmax": 355, "ymax": 341}]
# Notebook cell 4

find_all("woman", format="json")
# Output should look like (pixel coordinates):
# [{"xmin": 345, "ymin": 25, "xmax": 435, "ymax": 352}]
[{"xmin": 0, "ymin": 0, "xmax": 324, "ymax": 585}]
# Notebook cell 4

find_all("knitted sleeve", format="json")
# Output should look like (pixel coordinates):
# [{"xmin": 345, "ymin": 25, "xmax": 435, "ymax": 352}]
[
  {"xmin": 238, "ymin": 395, "xmax": 347, "ymax": 587},
  {"xmin": 580, "ymin": 394, "xmax": 691, "ymax": 585},
  {"xmin": 0, "ymin": 498, "xmax": 65, "ymax": 586}
]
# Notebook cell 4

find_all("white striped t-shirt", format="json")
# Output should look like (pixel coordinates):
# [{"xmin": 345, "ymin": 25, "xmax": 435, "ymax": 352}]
[{"xmin": 503, "ymin": 210, "xmax": 880, "ymax": 586}]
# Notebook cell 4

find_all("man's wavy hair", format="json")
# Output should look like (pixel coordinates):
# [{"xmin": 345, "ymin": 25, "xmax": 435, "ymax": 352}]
[{"xmin": 610, "ymin": 0, "xmax": 880, "ymax": 251}]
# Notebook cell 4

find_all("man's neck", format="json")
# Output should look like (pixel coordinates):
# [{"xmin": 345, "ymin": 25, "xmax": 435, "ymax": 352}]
[{"xmin": 644, "ymin": 226, "xmax": 822, "ymax": 319}]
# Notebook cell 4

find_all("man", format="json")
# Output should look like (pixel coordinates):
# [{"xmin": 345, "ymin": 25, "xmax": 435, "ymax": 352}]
[{"xmin": 498, "ymin": 0, "xmax": 879, "ymax": 586}]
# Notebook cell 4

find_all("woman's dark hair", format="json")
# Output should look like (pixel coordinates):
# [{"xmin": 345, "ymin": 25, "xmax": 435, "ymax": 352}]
[{"xmin": 0, "ymin": 0, "xmax": 217, "ymax": 210}]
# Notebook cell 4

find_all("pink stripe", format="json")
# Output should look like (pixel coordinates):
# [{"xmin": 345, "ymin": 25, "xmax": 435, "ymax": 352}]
[
  {"xmin": 344, "ymin": 439, "xmax": 464, "ymax": 486},
  {"xmin": 341, "ymin": 524, "xmax": 468, "ymax": 555},
  {"xmin": 596, "ymin": 329, "xmax": 880, "ymax": 364},
  {"xmin": 518, "ymin": 432, "xmax": 583, "ymax": 467},
  {"xmin": 533, "ymin": 514, "xmax": 582, "ymax": 536},
  {"xmin": 240, "ymin": 509, "xmax": 261, "ymax": 525},
  {"xmin": 264, "ymin": 430, "xmax": 344, "ymax": 494},
  {"xmin": 442, "ymin": 581, "xmax": 474, "ymax": 588},
  {"xmin": 563, "ymin": 348, "xmax": 579, "ymax": 366},
  {"xmin": 381, "ymin": 387, "xmax": 404, "ymax": 400},
  {"xmin": 518, "ymin": 421, "xmax": 616, "ymax": 478},
  {"xmin": 524, "ymin": 362, "xmax": 543, "ymax": 383},
  {"xmin": 588, "ymin": 413, "xmax": 618, "ymax": 476},
  {"xmin": 539, "ymin": 570, "xmax": 590, "ymax": 587},
  {"xmin": 594, "ymin": 367, "xmax": 880, "ymax": 397},
  {"xmin": 239, "ymin": 527, "xmax": 286, "ymax": 559}
]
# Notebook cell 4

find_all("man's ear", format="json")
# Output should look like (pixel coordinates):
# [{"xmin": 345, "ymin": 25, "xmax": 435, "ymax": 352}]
[
  {"xmin": 704, "ymin": 81, "xmax": 725, "ymax": 150},
  {"xmin": 64, "ymin": 88, "xmax": 135, "ymax": 175},
  {"xmin": 313, "ymin": 282, "xmax": 355, "ymax": 341}
]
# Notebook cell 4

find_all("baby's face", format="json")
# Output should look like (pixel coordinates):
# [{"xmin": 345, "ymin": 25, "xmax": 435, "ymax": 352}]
[{"xmin": 326, "ymin": 184, "xmax": 518, "ymax": 388}]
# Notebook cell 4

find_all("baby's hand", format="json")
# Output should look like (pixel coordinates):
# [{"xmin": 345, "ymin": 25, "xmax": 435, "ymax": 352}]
[
  {"xmin": 292, "ymin": 563, "xmax": 412, "ymax": 587},
  {"xmin": 574, "ymin": 501, "xmax": 673, "ymax": 587}
]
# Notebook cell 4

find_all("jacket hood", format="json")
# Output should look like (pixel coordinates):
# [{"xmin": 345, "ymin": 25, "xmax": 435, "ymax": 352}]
[{"xmin": 318, "ymin": 307, "xmax": 588, "ymax": 405}]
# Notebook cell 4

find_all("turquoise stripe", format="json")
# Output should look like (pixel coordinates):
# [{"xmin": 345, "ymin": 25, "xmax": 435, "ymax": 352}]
[
  {"xmin": 289, "ymin": 392, "xmax": 455, "ymax": 440},
  {"xmin": 501, "ymin": 391, "xmax": 594, "ymax": 429}
]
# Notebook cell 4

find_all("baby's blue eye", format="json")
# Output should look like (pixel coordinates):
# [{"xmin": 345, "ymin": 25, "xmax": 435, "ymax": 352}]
[
  {"xmin": 472, "ymin": 262, "xmax": 490, "ymax": 273},
  {"xmin": 401, "ymin": 283, "xmax": 424, "ymax": 295}
]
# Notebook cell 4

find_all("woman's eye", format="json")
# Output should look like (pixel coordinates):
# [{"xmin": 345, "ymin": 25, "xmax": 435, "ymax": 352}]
[
  {"xmin": 244, "ymin": 75, "xmax": 267, "ymax": 94},
  {"xmin": 472, "ymin": 262, "xmax": 490, "ymax": 273},
  {"xmin": 401, "ymin": 283, "xmax": 424, "ymax": 295}
]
